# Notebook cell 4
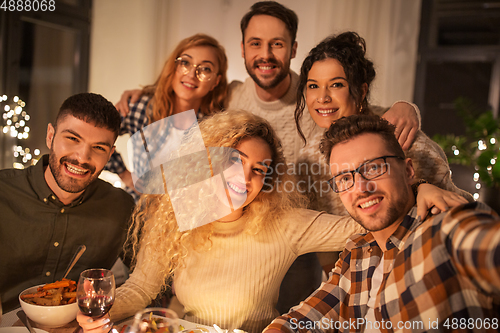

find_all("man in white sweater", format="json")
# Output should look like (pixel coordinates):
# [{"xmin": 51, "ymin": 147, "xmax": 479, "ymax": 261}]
[
  {"xmin": 228, "ymin": 1, "xmax": 325, "ymax": 314},
  {"xmin": 229, "ymin": 1, "xmax": 424, "ymax": 314}
]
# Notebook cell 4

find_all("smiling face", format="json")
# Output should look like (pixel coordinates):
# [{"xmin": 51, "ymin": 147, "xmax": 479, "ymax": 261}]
[
  {"xmin": 218, "ymin": 136, "xmax": 272, "ymax": 221},
  {"xmin": 241, "ymin": 15, "xmax": 297, "ymax": 90},
  {"xmin": 329, "ymin": 133, "xmax": 414, "ymax": 233},
  {"xmin": 306, "ymin": 58, "xmax": 366, "ymax": 129},
  {"xmin": 172, "ymin": 46, "xmax": 221, "ymax": 111},
  {"xmin": 45, "ymin": 115, "xmax": 115, "ymax": 203}
]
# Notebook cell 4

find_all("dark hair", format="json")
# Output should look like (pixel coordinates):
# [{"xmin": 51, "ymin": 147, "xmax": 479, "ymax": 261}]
[
  {"xmin": 295, "ymin": 31, "xmax": 376, "ymax": 142},
  {"xmin": 56, "ymin": 93, "xmax": 121, "ymax": 139},
  {"xmin": 320, "ymin": 114, "xmax": 405, "ymax": 163},
  {"xmin": 240, "ymin": 1, "xmax": 298, "ymax": 44}
]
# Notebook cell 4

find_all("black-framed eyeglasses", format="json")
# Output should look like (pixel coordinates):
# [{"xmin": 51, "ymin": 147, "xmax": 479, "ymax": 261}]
[
  {"xmin": 328, "ymin": 155, "xmax": 404, "ymax": 193},
  {"xmin": 175, "ymin": 56, "xmax": 216, "ymax": 82}
]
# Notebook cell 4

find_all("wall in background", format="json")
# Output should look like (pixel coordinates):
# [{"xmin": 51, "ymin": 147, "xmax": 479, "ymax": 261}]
[
  {"xmin": 89, "ymin": 0, "xmax": 421, "ymax": 105},
  {"xmin": 89, "ymin": 0, "xmax": 421, "ymax": 172}
]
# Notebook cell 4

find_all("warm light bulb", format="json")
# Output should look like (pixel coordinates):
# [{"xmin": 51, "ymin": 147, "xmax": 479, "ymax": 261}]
[
  {"xmin": 473, "ymin": 173, "xmax": 480, "ymax": 182},
  {"xmin": 473, "ymin": 193, "xmax": 479, "ymax": 201}
]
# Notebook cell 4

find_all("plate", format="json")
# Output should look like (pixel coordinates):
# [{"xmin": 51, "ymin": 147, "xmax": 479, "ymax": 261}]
[
  {"xmin": 0, "ymin": 328, "xmax": 49, "ymax": 333},
  {"xmin": 178, "ymin": 319, "xmax": 215, "ymax": 333},
  {"xmin": 114, "ymin": 317, "xmax": 216, "ymax": 333}
]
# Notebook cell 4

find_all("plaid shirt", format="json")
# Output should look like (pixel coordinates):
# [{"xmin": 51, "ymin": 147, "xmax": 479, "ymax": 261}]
[
  {"xmin": 105, "ymin": 95, "xmax": 202, "ymax": 200},
  {"xmin": 266, "ymin": 202, "xmax": 500, "ymax": 333},
  {"xmin": 106, "ymin": 95, "xmax": 152, "ymax": 175}
]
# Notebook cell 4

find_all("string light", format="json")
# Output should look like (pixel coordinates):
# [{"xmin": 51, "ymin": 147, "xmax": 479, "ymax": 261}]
[
  {"xmin": 1, "ymin": 94, "xmax": 40, "ymax": 168},
  {"xmin": 478, "ymin": 140, "xmax": 487, "ymax": 150}
]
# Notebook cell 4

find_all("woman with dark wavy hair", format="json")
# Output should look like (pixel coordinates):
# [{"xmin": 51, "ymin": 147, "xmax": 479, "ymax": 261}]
[{"xmin": 294, "ymin": 31, "xmax": 471, "ymax": 219}]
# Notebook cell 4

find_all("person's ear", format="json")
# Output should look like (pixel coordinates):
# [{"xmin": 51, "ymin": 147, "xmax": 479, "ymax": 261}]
[
  {"xmin": 46, "ymin": 123, "xmax": 55, "ymax": 149},
  {"xmin": 291, "ymin": 41, "xmax": 297, "ymax": 59},
  {"xmin": 211, "ymin": 74, "xmax": 221, "ymax": 91},
  {"xmin": 361, "ymin": 83, "xmax": 368, "ymax": 101},
  {"xmin": 405, "ymin": 158, "xmax": 415, "ymax": 181}
]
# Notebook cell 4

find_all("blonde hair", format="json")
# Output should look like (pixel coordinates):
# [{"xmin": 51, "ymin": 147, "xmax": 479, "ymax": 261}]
[
  {"xmin": 126, "ymin": 110, "xmax": 307, "ymax": 290},
  {"xmin": 143, "ymin": 34, "xmax": 228, "ymax": 122}
]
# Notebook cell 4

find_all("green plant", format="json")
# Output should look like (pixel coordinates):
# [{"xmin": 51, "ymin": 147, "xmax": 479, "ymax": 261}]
[{"xmin": 432, "ymin": 97, "xmax": 500, "ymax": 190}]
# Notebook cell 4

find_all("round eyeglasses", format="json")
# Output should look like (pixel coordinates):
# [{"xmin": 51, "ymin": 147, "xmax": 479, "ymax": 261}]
[
  {"xmin": 328, "ymin": 155, "xmax": 404, "ymax": 193},
  {"xmin": 175, "ymin": 56, "xmax": 216, "ymax": 82}
]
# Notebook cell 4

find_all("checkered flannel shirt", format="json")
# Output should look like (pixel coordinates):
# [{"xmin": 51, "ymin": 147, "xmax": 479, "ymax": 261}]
[
  {"xmin": 106, "ymin": 95, "xmax": 152, "ymax": 175},
  {"xmin": 266, "ymin": 202, "xmax": 500, "ymax": 333}
]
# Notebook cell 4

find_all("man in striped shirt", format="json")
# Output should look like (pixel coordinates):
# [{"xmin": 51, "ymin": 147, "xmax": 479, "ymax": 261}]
[{"xmin": 264, "ymin": 114, "xmax": 500, "ymax": 333}]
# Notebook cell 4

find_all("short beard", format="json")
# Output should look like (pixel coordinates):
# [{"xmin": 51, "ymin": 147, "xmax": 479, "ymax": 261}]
[
  {"xmin": 48, "ymin": 149, "xmax": 98, "ymax": 193},
  {"xmin": 244, "ymin": 56, "xmax": 291, "ymax": 90},
  {"xmin": 349, "ymin": 189, "xmax": 410, "ymax": 232}
]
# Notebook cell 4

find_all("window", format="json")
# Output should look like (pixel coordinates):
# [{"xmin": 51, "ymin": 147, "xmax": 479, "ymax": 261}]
[{"xmin": 0, "ymin": 1, "xmax": 92, "ymax": 168}]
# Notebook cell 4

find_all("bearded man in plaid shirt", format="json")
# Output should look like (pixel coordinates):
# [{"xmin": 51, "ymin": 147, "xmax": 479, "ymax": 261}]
[{"xmin": 264, "ymin": 114, "xmax": 500, "ymax": 333}]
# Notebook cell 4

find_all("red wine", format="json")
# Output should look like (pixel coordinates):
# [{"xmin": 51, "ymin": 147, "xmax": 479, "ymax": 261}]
[{"xmin": 78, "ymin": 295, "xmax": 114, "ymax": 318}]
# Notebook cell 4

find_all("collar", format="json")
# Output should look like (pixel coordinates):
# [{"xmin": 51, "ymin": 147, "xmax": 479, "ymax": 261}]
[
  {"xmin": 249, "ymin": 70, "xmax": 299, "ymax": 110},
  {"xmin": 386, "ymin": 206, "xmax": 420, "ymax": 250},
  {"xmin": 31, "ymin": 154, "xmax": 86, "ymax": 207},
  {"xmin": 352, "ymin": 206, "xmax": 420, "ymax": 251}
]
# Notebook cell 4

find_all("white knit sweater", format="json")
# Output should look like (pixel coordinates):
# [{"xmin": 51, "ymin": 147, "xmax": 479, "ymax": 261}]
[
  {"xmin": 109, "ymin": 209, "xmax": 363, "ymax": 333},
  {"xmin": 227, "ymin": 71, "xmax": 319, "ymax": 164}
]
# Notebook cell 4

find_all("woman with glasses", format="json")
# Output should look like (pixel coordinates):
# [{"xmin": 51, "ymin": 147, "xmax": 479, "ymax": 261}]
[
  {"xmin": 77, "ymin": 110, "xmax": 465, "ymax": 333},
  {"xmin": 107, "ymin": 33, "xmax": 228, "ymax": 197},
  {"xmin": 294, "ymin": 31, "xmax": 472, "ymax": 220}
]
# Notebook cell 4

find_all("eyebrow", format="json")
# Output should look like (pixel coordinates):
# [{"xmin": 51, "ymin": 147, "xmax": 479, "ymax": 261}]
[
  {"xmin": 246, "ymin": 37, "xmax": 286, "ymax": 43},
  {"xmin": 179, "ymin": 53, "xmax": 216, "ymax": 66},
  {"xmin": 307, "ymin": 76, "xmax": 347, "ymax": 82},
  {"xmin": 62, "ymin": 129, "xmax": 113, "ymax": 148},
  {"xmin": 236, "ymin": 150, "xmax": 271, "ymax": 167}
]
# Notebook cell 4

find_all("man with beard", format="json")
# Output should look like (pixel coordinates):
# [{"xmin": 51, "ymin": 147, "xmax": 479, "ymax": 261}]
[
  {"xmin": 264, "ymin": 114, "xmax": 500, "ymax": 333},
  {"xmin": 0, "ymin": 93, "xmax": 134, "ymax": 312}
]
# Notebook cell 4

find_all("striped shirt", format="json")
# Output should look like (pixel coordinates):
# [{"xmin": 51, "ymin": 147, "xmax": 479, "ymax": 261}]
[{"xmin": 266, "ymin": 202, "xmax": 500, "ymax": 333}]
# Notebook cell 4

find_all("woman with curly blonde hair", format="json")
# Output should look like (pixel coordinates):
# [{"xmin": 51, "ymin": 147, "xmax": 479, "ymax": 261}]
[
  {"xmin": 78, "ymin": 110, "xmax": 363, "ymax": 333},
  {"xmin": 107, "ymin": 33, "xmax": 228, "ymax": 197}
]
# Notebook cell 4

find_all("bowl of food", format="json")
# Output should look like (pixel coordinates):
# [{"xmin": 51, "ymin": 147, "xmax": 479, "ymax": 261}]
[{"xmin": 19, "ymin": 279, "xmax": 79, "ymax": 328}]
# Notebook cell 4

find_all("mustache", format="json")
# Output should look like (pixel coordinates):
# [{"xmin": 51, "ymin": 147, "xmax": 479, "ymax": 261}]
[
  {"xmin": 60, "ymin": 156, "xmax": 96, "ymax": 174},
  {"xmin": 353, "ymin": 191, "xmax": 382, "ymax": 206},
  {"xmin": 253, "ymin": 58, "xmax": 279, "ymax": 67}
]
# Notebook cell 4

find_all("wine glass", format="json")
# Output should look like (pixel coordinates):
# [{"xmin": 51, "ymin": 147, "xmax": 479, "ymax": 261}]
[
  {"xmin": 125, "ymin": 307, "xmax": 179, "ymax": 333},
  {"xmin": 77, "ymin": 268, "xmax": 115, "ymax": 318}
]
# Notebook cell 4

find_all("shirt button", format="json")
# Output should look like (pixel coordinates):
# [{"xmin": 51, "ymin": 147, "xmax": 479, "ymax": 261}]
[
  {"xmin": 54, "ymin": 242, "xmax": 59, "ymax": 247},
  {"xmin": 43, "ymin": 198, "xmax": 48, "ymax": 203},
  {"xmin": 50, "ymin": 195, "xmax": 55, "ymax": 200},
  {"xmin": 45, "ymin": 271, "xmax": 51, "ymax": 277},
  {"xmin": 60, "ymin": 208, "xmax": 65, "ymax": 213}
]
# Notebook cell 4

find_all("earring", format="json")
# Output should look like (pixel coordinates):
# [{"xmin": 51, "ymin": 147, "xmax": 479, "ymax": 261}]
[{"xmin": 359, "ymin": 104, "xmax": 363, "ymax": 113}]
